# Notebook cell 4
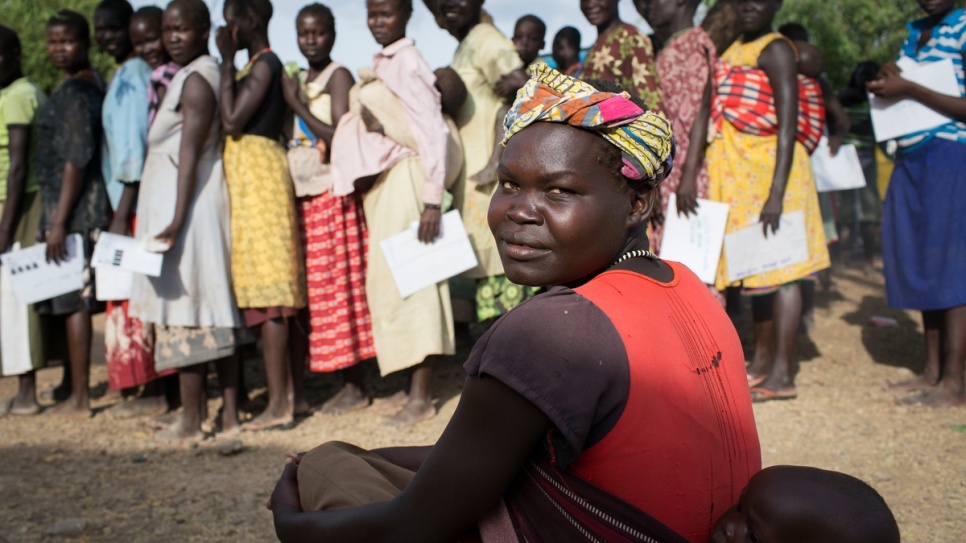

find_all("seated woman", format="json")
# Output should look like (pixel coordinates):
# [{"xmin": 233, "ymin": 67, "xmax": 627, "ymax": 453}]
[{"xmin": 269, "ymin": 65, "xmax": 761, "ymax": 543}]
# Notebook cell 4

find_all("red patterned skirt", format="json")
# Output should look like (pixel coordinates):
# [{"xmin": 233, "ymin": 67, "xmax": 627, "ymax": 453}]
[
  {"xmin": 299, "ymin": 192, "xmax": 376, "ymax": 372},
  {"xmin": 105, "ymin": 214, "xmax": 161, "ymax": 390}
]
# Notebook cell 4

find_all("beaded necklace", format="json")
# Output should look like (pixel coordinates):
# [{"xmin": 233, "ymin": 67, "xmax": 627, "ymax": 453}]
[{"xmin": 610, "ymin": 249, "xmax": 657, "ymax": 267}]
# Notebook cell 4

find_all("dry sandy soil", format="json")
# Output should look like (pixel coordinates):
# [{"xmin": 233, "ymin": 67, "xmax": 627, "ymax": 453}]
[{"xmin": 1, "ymin": 264, "xmax": 964, "ymax": 542}]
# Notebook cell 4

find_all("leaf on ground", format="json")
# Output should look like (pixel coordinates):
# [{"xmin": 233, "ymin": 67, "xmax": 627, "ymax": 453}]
[{"xmin": 952, "ymin": 425, "xmax": 966, "ymax": 433}]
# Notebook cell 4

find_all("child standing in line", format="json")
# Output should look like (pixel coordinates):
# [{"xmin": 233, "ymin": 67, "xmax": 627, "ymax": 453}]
[
  {"xmin": 217, "ymin": 0, "xmax": 308, "ymax": 431},
  {"xmin": 280, "ymin": 3, "xmax": 376, "ymax": 416}
]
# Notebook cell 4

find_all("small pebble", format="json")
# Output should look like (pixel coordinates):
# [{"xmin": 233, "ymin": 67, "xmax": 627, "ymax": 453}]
[
  {"xmin": 130, "ymin": 453, "xmax": 148, "ymax": 464},
  {"xmin": 215, "ymin": 439, "xmax": 245, "ymax": 457}
]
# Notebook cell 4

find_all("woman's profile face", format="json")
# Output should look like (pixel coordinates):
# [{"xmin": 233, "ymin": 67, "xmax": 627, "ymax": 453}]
[
  {"xmin": 488, "ymin": 122, "xmax": 640, "ymax": 287},
  {"xmin": 163, "ymin": 5, "xmax": 207, "ymax": 66},
  {"xmin": 46, "ymin": 24, "xmax": 89, "ymax": 73},
  {"xmin": 297, "ymin": 13, "xmax": 334, "ymax": 63}
]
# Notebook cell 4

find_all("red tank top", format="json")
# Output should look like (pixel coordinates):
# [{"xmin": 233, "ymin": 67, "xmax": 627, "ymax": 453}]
[{"xmin": 570, "ymin": 262, "xmax": 761, "ymax": 543}]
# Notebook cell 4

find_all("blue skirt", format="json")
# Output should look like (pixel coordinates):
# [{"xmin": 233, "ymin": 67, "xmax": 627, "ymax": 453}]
[{"xmin": 883, "ymin": 138, "xmax": 966, "ymax": 310}]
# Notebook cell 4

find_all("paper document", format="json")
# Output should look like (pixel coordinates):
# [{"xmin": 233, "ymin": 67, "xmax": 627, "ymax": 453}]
[
  {"xmin": 810, "ymin": 138, "xmax": 867, "ymax": 192},
  {"xmin": 1, "ymin": 243, "xmax": 36, "ymax": 376},
  {"xmin": 723, "ymin": 211, "xmax": 809, "ymax": 283},
  {"xmin": 0, "ymin": 234, "xmax": 85, "ymax": 305},
  {"xmin": 380, "ymin": 210, "xmax": 478, "ymax": 299},
  {"xmin": 95, "ymin": 266, "xmax": 134, "ymax": 301},
  {"xmin": 870, "ymin": 57, "xmax": 961, "ymax": 142},
  {"xmin": 91, "ymin": 232, "xmax": 163, "ymax": 277},
  {"xmin": 659, "ymin": 195, "xmax": 730, "ymax": 284}
]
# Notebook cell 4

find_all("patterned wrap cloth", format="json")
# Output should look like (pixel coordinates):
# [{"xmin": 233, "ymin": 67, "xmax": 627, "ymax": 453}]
[
  {"xmin": 503, "ymin": 64, "xmax": 674, "ymax": 183},
  {"xmin": 712, "ymin": 62, "xmax": 826, "ymax": 154}
]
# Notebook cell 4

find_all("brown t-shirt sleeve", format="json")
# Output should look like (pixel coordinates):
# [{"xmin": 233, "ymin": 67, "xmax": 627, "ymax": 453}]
[{"xmin": 463, "ymin": 287, "xmax": 630, "ymax": 466}]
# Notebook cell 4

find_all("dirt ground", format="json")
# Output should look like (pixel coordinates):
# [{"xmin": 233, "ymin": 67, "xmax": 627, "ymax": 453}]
[{"xmin": 1, "ymin": 263, "xmax": 964, "ymax": 543}]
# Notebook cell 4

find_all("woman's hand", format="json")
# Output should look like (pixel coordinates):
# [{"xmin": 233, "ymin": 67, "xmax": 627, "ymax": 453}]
[
  {"xmin": 154, "ymin": 219, "xmax": 184, "ymax": 251},
  {"xmin": 215, "ymin": 26, "xmax": 237, "ymax": 62},
  {"xmin": 45, "ymin": 224, "xmax": 68, "ymax": 263},
  {"xmin": 495, "ymin": 70, "xmax": 527, "ymax": 99},
  {"xmin": 269, "ymin": 461, "xmax": 302, "ymax": 513},
  {"xmin": 418, "ymin": 207, "xmax": 441, "ymax": 243},
  {"xmin": 267, "ymin": 454, "xmax": 303, "ymax": 512},
  {"xmin": 759, "ymin": 194, "xmax": 784, "ymax": 237},
  {"xmin": 867, "ymin": 61, "xmax": 910, "ymax": 100},
  {"xmin": 676, "ymin": 176, "xmax": 700, "ymax": 218},
  {"xmin": 281, "ymin": 70, "xmax": 301, "ymax": 109},
  {"xmin": 828, "ymin": 134, "xmax": 843, "ymax": 157},
  {"xmin": 867, "ymin": 72, "xmax": 912, "ymax": 100}
]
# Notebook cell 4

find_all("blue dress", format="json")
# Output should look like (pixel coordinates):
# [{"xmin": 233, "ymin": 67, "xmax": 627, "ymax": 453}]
[{"xmin": 883, "ymin": 8, "xmax": 966, "ymax": 311}]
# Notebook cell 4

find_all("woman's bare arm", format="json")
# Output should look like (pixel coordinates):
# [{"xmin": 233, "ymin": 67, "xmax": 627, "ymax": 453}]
[
  {"xmin": 0, "ymin": 125, "xmax": 30, "ymax": 252},
  {"xmin": 154, "ymin": 73, "xmax": 215, "ymax": 246},
  {"xmin": 676, "ymin": 48, "xmax": 715, "ymax": 217},
  {"xmin": 271, "ymin": 375, "xmax": 550, "ymax": 543},
  {"xmin": 281, "ymin": 67, "xmax": 354, "ymax": 148},
  {"xmin": 220, "ymin": 56, "xmax": 274, "ymax": 136},
  {"xmin": 757, "ymin": 38, "xmax": 799, "ymax": 236}
]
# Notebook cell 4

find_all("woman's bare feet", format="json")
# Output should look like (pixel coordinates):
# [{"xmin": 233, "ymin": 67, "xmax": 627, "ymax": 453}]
[
  {"xmin": 241, "ymin": 410, "xmax": 294, "ymax": 432},
  {"xmin": 898, "ymin": 380, "xmax": 966, "ymax": 407},
  {"xmin": 887, "ymin": 374, "xmax": 939, "ymax": 392},
  {"xmin": 379, "ymin": 390, "xmax": 409, "ymax": 409},
  {"xmin": 156, "ymin": 417, "xmax": 206, "ymax": 442},
  {"xmin": 384, "ymin": 398, "xmax": 435, "ymax": 427},
  {"xmin": 45, "ymin": 396, "xmax": 91, "ymax": 419},
  {"xmin": 1, "ymin": 396, "xmax": 41, "ymax": 416},
  {"xmin": 318, "ymin": 384, "xmax": 370, "ymax": 416}
]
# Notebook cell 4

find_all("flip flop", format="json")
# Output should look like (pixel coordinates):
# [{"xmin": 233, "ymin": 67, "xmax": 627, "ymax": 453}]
[
  {"xmin": 749, "ymin": 387, "xmax": 798, "ymax": 403},
  {"xmin": 747, "ymin": 373, "xmax": 767, "ymax": 388}
]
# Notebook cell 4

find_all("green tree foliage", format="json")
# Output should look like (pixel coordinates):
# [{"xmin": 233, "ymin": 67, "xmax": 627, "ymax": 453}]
[
  {"xmin": 774, "ymin": 0, "xmax": 922, "ymax": 90},
  {"xmin": 703, "ymin": 0, "xmax": 926, "ymax": 91},
  {"xmin": 0, "ymin": 0, "xmax": 116, "ymax": 94}
]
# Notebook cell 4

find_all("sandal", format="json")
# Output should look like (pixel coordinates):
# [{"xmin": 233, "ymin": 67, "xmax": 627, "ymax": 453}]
[{"xmin": 750, "ymin": 386, "xmax": 798, "ymax": 403}]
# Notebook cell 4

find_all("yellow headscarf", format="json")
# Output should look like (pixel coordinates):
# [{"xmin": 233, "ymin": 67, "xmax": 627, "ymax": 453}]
[{"xmin": 503, "ymin": 64, "xmax": 674, "ymax": 183}]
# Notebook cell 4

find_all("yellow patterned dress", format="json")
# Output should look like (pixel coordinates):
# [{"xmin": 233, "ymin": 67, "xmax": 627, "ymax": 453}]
[
  {"xmin": 707, "ymin": 33, "xmax": 829, "ymax": 291},
  {"xmin": 223, "ymin": 51, "xmax": 306, "ymax": 313}
]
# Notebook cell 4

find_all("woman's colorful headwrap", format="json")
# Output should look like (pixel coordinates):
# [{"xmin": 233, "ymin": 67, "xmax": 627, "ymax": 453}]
[{"xmin": 502, "ymin": 63, "xmax": 674, "ymax": 184}]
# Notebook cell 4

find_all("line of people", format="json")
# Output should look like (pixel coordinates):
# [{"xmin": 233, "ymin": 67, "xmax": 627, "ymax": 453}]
[{"xmin": 1, "ymin": 0, "xmax": 963, "ymax": 447}]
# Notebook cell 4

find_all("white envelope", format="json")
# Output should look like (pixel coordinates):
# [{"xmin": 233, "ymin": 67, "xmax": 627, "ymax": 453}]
[
  {"xmin": 95, "ymin": 266, "xmax": 134, "ymax": 301},
  {"xmin": 380, "ymin": 210, "xmax": 479, "ymax": 299},
  {"xmin": 810, "ymin": 138, "xmax": 867, "ymax": 192},
  {"xmin": 0, "ymin": 234, "xmax": 85, "ymax": 305},
  {"xmin": 659, "ymin": 195, "xmax": 730, "ymax": 284},
  {"xmin": 870, "ymin": 57, "xmax": 961, "ymax": 142},
  {"xmin": 723, "ymin": 211, "xmax": 809, "ymax": 283},
  {"xmin": 91, "ymin": 232, "xmax": 164, "ymax": 277},
  {"xmin": 1, "ymin": 242, "xmax": 36, "ymax": 376}
]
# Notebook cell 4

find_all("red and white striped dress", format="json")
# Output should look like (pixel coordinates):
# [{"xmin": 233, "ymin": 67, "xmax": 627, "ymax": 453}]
[{"xmin": 295, "ymin": 65, "xmax": 376, "ymax": 372}]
